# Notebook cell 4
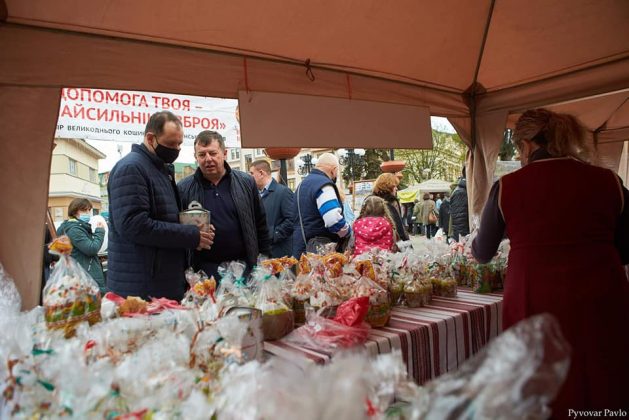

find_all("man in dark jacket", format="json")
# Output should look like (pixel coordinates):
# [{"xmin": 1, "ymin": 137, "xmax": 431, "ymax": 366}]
[
  {"xmin": 249, "ymin": 160, "xmax": 295, "ymax": 258},
  {"xmin": 449, "ymin": 173, "xmax": 470, "ymax": 242},
  {"xmin": 292, "ymin": 153, "xmax": 351, "ymax": 258},
  {"xmin": 107, "ymin": 112, "xmax": 213, "ymax": 301},
  {"xmin": 438, "ymin": 192, "xmax": 451, "ymax": 236},
  {"xmin": 178, "ymin": 131, "xmax": 271, "ymax": 278}
]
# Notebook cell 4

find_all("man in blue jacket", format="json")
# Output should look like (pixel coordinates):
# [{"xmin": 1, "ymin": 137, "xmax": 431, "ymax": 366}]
[
  {"xmin": 107, "ymin": 111, "xmax": 213, "ymax": 300},
  {"xmin": 249, "ymin": 159, "xmax": 295, "ymax": 258},
  {"xmin": 178, "ymin": 130, "xmax": 271, "ymax": 279},
  {"xmin": 292, "ymin": 153, "xmax": 351, "ymax": 258}
]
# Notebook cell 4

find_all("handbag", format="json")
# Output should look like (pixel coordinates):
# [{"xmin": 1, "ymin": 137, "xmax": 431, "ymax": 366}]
[{"xmin": 428, "ymin": 210, "xmax": 438, "ymax": 224}]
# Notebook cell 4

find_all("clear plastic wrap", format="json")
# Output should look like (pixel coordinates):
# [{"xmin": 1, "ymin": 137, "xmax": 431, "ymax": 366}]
[
  {"xmin": 0, "ymin": 262, "xmax": 21, "ymax": 315},
  {"xmin": 212, "ymin": 349, "xmax": 412, "ymax": 420},
  {"xmin": 291, "ymin": 271, "xmax": 316, "ymax": 324},
  {"xmin": 277, "ymin": 267, "xmax": 297, "ymax": 308},
  {"xmin": 391, "ymin": 251, "xmax": 431, "ymax": 308},
  {"xmin": 406, "ymin": 314, "xmax": 571, "ymax": 419},
  {"xmin": 43, "ymin": 236, "xmax": 102, "ymax": 337},
  {"xmin": 182, "ymin": 268, "xmax": 216, "ymax": 308},
  {"xmin": 215, "ymin": 260, "xmax": 253, "ymax": 312},
  {"xmin": 252, "ymin": 266, "xmax": 294, "ymax": 341},
  {"xmin": 352, "ymin": 276, "xmax": 390, "ymax": 328},
  {"xmin": 260, "ymin": 256, "xmax": 298, "ymax": 275},
  {"xmin": 321, "ymin": 252, "xmax": 349, "ymax": 279},
  {"xmin": 282, "ymin": 297, "xmax": 370, "ymax": 353}
]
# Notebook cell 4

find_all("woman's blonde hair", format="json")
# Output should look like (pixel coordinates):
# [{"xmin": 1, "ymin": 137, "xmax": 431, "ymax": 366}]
[
  {"xmin": 373, "ymin": 173, "xmax": 399, "ymax": 195},
  {"xmin": 513, "ymin": 108, "xmax": 591, "ymax": 162},
  {"xmin": 358, "ymin": 195, "xmax": 398, "ymax": 239}
]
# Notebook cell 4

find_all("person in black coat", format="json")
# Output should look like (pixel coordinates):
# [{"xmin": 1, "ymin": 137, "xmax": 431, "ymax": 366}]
[
  {"xmin": 449, "ymin": 172, "xmax": 470, "ymax": 241},
  {"xmin": 438, "ymin": 192, "xmax": 451, "ymax": 235},
  {"xmin": 249, "ymin": 160, "xmax": 295, "ymax": 258},
  {"xmin": 178, "ymin": 131, "xmax": 271, "ymax": 279},
  {"xmin": 107, "ymin": 112, "xmax": 214, "ymax": 301}
]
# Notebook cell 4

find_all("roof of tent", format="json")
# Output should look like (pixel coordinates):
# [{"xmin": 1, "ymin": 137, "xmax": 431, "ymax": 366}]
[
  {"xmin": 416, "ymin": 179, "xmax": 454, "ymax": 193},
  {"xmin": 398, "ymin": 180, "xmax": 453, "ymax": 203},
  {"xmin": 1, "ymin": 0, "xmax": 629, "ymax": 309},
  {"xmin": 2, "ymin": 0, "xmax": 628, "ymax": 119}
]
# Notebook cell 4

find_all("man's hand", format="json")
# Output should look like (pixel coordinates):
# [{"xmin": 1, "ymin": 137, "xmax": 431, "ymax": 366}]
[{"xmin": 196, "ymin": 224, "xmax": 215, "ymax": 250}]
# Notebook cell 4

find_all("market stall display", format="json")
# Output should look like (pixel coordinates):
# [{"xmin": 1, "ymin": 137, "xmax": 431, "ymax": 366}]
[
  {"xmin": 1, "ymin": 231, "xmax": 516, "ymax": 417},
  {"xmin": 43, "ymin": 237, "xmax": 102, "ymax": 338},
  {"xmin": 0, "ymin": 259, "xmax": 568, "ymax": 418}
]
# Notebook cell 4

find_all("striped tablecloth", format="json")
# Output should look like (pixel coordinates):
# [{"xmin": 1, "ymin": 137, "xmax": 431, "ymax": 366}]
[{"xmin": 264, "ymin": 289, "xmax": 503, "ymax": 384}]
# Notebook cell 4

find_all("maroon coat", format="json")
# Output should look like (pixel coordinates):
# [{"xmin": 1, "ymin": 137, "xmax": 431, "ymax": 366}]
[{"xmin": 499, "ymin": 157, "xmax": 629, "ymax": 413}]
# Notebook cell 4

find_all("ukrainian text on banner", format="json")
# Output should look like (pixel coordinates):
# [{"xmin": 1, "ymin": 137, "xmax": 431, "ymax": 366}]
[{"xmin": 55, "ymin": 88, "xmax": 240, "ymax": 147}]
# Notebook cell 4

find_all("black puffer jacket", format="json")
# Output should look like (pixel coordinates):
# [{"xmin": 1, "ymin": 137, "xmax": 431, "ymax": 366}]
[
  {"xmin": 449, "ymin": 178, "xmax": 469, "ymax": 240},
  {"xmin": 107, "ymin": 144, "xmax": 200, "ymax": 301},
  {"xmin": 438, "ymin": 198, "xmax": 451, "ymax": 231}
]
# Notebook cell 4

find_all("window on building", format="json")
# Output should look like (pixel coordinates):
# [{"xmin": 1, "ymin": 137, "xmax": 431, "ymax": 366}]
[
  {"xmin": 89, "ymin": 168, "xmax": 97, "ymax": 183},
  {"xmin": 256, "ymin": 148, "xmax": 264, "ymax": 156},
  {"xmin": 69, "ymin": 158, "xmax": 77, "ymax": 175},
  {"xmin": 230, "ymin": 148, "xmax": 241, "ymax": 161},
  {"xmin": 245, "ymin": 154, "xmax": 253, "ymax": 168}
]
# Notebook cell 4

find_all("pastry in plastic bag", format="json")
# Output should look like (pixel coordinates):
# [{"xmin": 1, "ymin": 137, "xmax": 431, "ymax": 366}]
[
  {"xmin": 261, "ymin": 256, "xmax": 298, "ymax": 275},
  {"xmin": 252, "ymin": 267, "xmax": 294, "ymax": 341},
  {"xmin": 353, "ymin": 276, "xmax": 391, "ymax": 328},
  {"xmin": 183, "ymin": 268, "xmax": 217, "ymax": 307},
  {"xmin": 43, "ymin": 236, "xmax": 102, "ymax": 337},
  {"xmin": 431, "ymin": 276, "xmax": 457, "ymax": 297},
  {"xmin": 282, "ymin": 297, "xmax": 370, "ymax": 353}
]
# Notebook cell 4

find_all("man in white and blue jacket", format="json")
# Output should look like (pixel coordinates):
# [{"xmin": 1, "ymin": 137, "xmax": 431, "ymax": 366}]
[{"xmin": 292, "ymin": 153, "xmax": 351, "ymax": 258}]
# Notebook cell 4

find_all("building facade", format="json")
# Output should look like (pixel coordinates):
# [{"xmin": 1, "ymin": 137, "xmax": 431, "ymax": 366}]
[{"xmin": 49, "ymin": 138, "xmax": 106, "ymax": 224}]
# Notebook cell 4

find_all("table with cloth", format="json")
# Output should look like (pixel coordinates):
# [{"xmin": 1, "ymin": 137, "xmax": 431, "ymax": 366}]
[{"xmin": 264, "ymin": 289, "xmax": 504, "ymax": 384}]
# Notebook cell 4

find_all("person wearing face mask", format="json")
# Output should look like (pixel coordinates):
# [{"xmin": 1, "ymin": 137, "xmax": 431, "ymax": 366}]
[
  {"xmin": 292, "ymin": 152, "xmax": 352, "ymax": 258},
  {"xmin": 56, "ymin": 198, "xmax": 106, "ymax": 293},
  {"xmin": 178, "ymin": 131, "xmax": 270, "ymax": 280},
  {"xmin": 472, "ymin": 108, "xmax": 629, "ymax": 413},
  {"xmin": 107, "ymin": 111, "xmax": 214, "ymax": 301}
]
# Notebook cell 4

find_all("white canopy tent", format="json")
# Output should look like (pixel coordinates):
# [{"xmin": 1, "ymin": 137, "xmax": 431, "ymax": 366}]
[
  {"xmin": 416, "ymin": 180, "xmax": 454, "ymax": 194},
  {"xmin": 1, "ymin": 0, "xmax": 628, "ymax": 307},
  {"xmin": 398, "ymin": 180, "xmax": 454, "ymax": 204}
]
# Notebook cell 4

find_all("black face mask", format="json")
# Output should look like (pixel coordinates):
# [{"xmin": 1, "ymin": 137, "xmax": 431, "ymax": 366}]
[{"xmin": 153, "ymin": 141, "xmax": 179, "ymax": 164}]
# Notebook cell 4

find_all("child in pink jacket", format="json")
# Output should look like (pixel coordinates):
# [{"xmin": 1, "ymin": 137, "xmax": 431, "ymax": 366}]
[{"xmin": 353, "ymin": 196, "xmax": 396, "ymax": 256}]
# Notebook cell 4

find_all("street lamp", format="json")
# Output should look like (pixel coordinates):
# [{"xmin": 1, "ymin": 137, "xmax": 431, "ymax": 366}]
[{"xmin": 298, "ymin": 154, "xmax": 316, "ymax": 175}]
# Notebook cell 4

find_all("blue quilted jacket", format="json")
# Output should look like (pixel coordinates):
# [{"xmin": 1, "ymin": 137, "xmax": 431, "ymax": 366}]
[{"xmin": 106, "ymin": 144, "xmax": 199, "ymax": 300}]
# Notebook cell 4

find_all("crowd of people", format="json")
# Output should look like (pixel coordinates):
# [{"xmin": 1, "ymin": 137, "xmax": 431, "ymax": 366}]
[
  {"xmin": 45, "ymin": 109, "xmax": 629, "ymax": 412},
  {"xmin": 49, "ymin": 110, "xmax": 473, "ymax": 302}
]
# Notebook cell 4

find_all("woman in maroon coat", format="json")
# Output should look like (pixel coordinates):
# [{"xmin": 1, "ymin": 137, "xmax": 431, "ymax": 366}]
[{"xmin": 472, "ymin": 109, "xmax": 629, "ymax": 414}]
